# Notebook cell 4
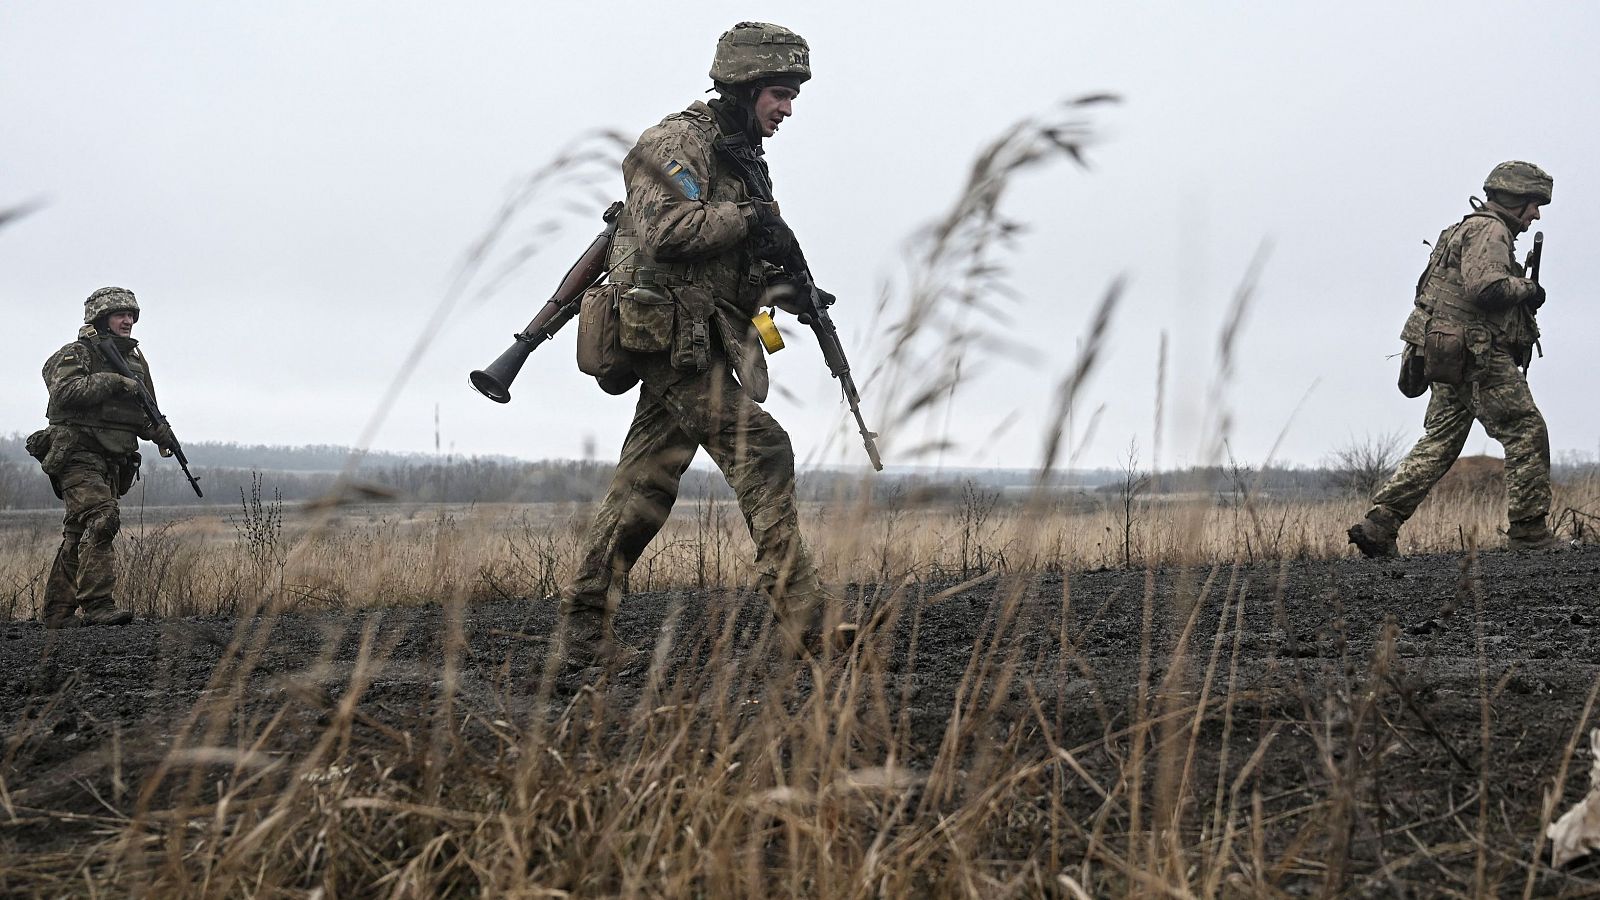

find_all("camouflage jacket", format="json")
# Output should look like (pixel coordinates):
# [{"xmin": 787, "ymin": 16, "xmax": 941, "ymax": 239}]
[
  {"xmin": 1402, "ymin": 201, "xmax": 1540, "ymax": 356},
  {"xmin": 43, "ymin": 327, "xmax": 158, "ymax": 456},
  {"xmin": 606, "ymin": 100, "xmax": 773, "ymax": 400}
]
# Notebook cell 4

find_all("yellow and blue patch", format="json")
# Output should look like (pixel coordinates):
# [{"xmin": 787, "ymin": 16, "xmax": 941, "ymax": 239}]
[{"xmin": 664, "ymin": 160, "xmax": 702, "ymax": 200}]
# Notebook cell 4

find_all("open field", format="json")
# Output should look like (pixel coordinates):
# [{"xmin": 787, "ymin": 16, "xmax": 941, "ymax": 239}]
[
  {"xmin": 7, "ymin": 543, "xmax": 1600, "ymax": 896},
  {"xmin": 7, "ymin": 468, "xmax": 1600, "ymax": 625}
]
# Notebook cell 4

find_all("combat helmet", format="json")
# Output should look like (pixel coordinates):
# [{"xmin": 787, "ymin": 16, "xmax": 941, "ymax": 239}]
[
  {"xmin": 709, "ymin": 22, "xmax": 810, "ymax": 87},
  {"xmin": 84, "ymin": 286, "xmax": 139, "ymax": 324},
  {"xmin": 1483, "ymin": 160, "xmax": 1553, "ymax": 205}
]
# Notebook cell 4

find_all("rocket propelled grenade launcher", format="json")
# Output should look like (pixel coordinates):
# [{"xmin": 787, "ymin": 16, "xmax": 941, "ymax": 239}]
[{"xmin": 470, "ymin": 202, "xmax": 624, "ymax": 403}]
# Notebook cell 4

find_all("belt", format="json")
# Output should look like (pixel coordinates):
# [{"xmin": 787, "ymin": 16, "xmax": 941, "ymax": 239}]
[{"xmin": 612, "ymin": 264, "xmax": 696, "ymax": 287}]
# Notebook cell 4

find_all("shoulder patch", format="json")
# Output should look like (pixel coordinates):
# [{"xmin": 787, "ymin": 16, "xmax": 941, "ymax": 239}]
[{"xmin": 664, "ymin": 160, "xmax": 702, "ymax": 200}]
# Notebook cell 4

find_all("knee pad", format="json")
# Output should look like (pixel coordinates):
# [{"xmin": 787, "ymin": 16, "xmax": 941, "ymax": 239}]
[{"xmin": 82, "ymin": 503, "xmax": 121, "ymax": 544}]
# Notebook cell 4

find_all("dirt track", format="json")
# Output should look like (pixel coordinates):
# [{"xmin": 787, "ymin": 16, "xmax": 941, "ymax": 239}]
[{"xmin": 7, "ymin": 546, "xmax": 1600, "ymax": 895}]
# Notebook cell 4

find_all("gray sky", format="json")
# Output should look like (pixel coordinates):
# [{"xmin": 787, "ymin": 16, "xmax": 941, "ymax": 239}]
[{"xmin": 5, "ymin": 1, "xmax": 1598, "ymax": 473}]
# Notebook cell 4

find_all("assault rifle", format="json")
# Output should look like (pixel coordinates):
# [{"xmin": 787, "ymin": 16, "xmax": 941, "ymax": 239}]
[
  {"xmin": 95, "ymin": 337, "xmax": 203, "ymax": 497},
  {"xmin": 771, "ymin": 244, "xmax": 883, "ymax": 471},
  {"xmin": 711, "ymin": 136, "xmax": 883, "ymax": 470},
  {"xmin": 1523, "ymin": 230, "xmax": 1544, "ymax": 372}
]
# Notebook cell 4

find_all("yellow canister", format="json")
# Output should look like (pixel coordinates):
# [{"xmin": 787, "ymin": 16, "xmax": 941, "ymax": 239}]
[{"xmin": 753, "ymin": 310, "xmax": 785, "ymax": 353}]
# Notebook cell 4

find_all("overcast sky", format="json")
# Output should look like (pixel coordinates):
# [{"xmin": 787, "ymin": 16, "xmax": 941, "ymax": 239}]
[{"xmin": 5, "ymin": 1, "xmax": 1598, "ymax": 474}]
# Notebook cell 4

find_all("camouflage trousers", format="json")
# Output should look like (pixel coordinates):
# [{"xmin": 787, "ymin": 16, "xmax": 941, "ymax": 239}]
[
  {"xmin": 564, "ymin": 351, "xmax": 822, "ymax": 619},
  {"xmin": 1372, "ymin": 350, "xmax": 1551, "ymax": 524},
  {"xmin": 43, "ymin": 451, "xmax": 127, "ymax": 621}
]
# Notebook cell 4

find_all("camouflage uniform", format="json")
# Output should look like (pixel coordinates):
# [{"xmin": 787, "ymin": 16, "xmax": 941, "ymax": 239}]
[
  {"xmin": 32, "ymin": 288, "xmax": 165, "ymax": 627},
  {"xmin": 560, "ymin": 24, "xmax": 827, "ymax": 665},
  {"xmin": 1351, "ymin": 162, "xmax": 1559, "ymax": 555}
]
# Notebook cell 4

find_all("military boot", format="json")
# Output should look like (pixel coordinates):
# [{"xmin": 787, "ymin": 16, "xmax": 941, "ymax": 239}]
[
  {"xmin": 556, "ymin": 605, "xmax": 640, "ymax": 679},
  {"xmin": 80, "ymin": 598, "xmax": 133, "ymax": 626},
  {"xmin": 1347, "ymin": 507, "xmax": 1401, "ymax": 559},
  {"xmin": 40, "ymin": 602, "xmax": 83, "ymax": 630},
  {"xmin": 1508, "ymin": 516, "xmax": 1571, "ymax": 551},
  {"xmin": 774, "ymin": 592, "xmax": 856, "ymax": 660}
]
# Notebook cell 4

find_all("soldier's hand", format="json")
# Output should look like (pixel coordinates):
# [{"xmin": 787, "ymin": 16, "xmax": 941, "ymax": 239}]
[
  {"xmin": 748, "ymin": 204, "xmax": 798, "ymax": 265},
  {"xmin": 1527, "ymin": 283, "xmax": 1547, "ymax": 311},
  {"xmin": 86, "ymin": 372, "xmax": 141, "ymax": 399},
  {"xmin": 151, "ymin": 423, "xmax": 178, "ymax": 455},
  {"xmin": 764, "ymin": 275, "xmax": 810, "ymax": 316}
]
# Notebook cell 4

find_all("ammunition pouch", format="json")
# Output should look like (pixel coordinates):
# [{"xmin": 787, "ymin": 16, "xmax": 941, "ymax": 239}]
[
  {"xmin": 32, "ymin": 426, "xmax": 76, "ymax": 479},
  {"xmin": 1422, "ymin": 319, "xmax": 1468, "ymax": 385},
  {"xmin": 575, "ymin": 283, "xmax": 640, "ymax": 395},
  {"xmin": 669, "ymin": 285, "xmax": 715, "ymax": 372},
  {"xmin": 1397, "ymin": 344, "xmax": 1427, "ymax": 398},
  {"xmin": 25, "ymin": 428, "xmax": 51, "ymax": 465},
  {"xmin": 116, "ymin": 451, "xmax": 141, "ymax": 498},
  {"xmin": 617, "ymin": 284, "xmax": 676, "ymax": 353}
]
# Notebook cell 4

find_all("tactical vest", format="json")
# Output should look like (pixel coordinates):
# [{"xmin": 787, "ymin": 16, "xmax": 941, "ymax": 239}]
[
  {"xmin": 604, "ymin": 101, "xmax": 775, "ymax": 399},
  {"xmin": 44, "ymin": 335, "xmax": 152, "ymax": 435},
  {"xmin": 1402, "ymin": 210, "xmax": 1537, "ymax": 355},
  {"xmin": 607, "ymin": 102, "xmax": 766, "ymax": 315}
]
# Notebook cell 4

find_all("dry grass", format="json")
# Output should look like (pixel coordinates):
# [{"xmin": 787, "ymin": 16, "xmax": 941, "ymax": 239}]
[
  {"xmin": 9, "ymin": 96, "xmax": 1599, "ymax": 899},
  {"xmin": 4, "ymin": 475, "xmax": 1594, "ymax": 623},
  {"xmin": 8, "ymin": 489, "xmax": 1593, "ymax": 897}
]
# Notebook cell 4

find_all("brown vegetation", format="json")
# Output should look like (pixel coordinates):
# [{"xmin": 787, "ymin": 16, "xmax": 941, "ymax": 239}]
[
  {"xmin": 5, "ymin": 472, "xmax": 1598, "ymax": 624},
  {"xmin": 11, "ymin": 95, "xmax": 1600, "ymax": 899}
]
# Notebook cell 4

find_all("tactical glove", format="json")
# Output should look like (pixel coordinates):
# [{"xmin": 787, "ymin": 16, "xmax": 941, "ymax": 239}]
[
  {"xmin": 150, "ymin": 423, "xmax": 178, "ymax": 456},
  {"xmin": 1527, "ymin": 283, "xmax": 1547, "ymax": 311},
  {"xmin": 748, "ymin": 202, "xmax": 798, "ymax": 266},
  {"xmin": 86, "ymin": 372, "xmax": 142, "ymax": 400},
  {"xmin": 765, "ymin": 277, "xmax": 836, "ymax": 318}
]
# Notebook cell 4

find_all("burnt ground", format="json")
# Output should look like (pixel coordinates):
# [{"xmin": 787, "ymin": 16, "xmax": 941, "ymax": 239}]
[{"xmin": 6, "ymin": 546, "xmax": 1600, "ymax": 896}]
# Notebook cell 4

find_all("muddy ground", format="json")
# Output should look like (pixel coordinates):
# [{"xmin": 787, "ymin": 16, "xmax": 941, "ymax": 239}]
[{"xmin": 6, "ymin": 546, "xmax": 1600, "ymax": 896}]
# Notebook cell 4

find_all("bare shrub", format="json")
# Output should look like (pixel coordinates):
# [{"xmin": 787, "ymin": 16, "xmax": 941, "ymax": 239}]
[{"xmin": 1327, "ymin": 430, "xmax": 1405, "ymax": 498}]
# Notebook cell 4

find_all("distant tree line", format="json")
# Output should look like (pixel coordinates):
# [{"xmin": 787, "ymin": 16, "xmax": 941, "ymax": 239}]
[{"xmin": 4, "ymin": 434, "xmax": 1596, "ymax": 512}]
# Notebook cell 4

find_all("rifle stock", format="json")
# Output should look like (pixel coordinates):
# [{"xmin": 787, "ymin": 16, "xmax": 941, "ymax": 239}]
[{"xmin": 470, "ymin": 201, "xmax": 624, "ymax": 403}]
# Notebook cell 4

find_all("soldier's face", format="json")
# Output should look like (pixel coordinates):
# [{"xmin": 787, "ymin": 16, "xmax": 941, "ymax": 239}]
[
  {"xmin": 754, "ymin": 86, "xmax": 797, "ymax": 138},
  {"xmin": 1515, "ymin": 202, "xmax": 1543, "ymax": 233},
  {"xmin": 107, "ymin": 311, "xmax": 136, "ymax": 337}
]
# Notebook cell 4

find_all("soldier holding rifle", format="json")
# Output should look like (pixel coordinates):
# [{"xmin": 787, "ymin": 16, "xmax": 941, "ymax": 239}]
[
  {"xmin": 28, "ymin": 288, "xmax": 196, "ymax": 627},
  {"xmin": 1349, "ymin": 162, "xmax": 1565, "ymax": 556},
  {"xmin": 557, "ymin": 22, "xmax": 850, "ymax": 672}
]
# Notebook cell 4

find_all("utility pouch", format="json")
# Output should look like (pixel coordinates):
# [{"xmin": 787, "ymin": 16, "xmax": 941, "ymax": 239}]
[
  {"xmin": 669, "ymin": 285, "xmax": 715, "ymax": 371},
  {"xmin": 115, "ymin": 451, "xmax": 141, "ymax": 497},
  {"xmin": 35, "ymin": 426, "xmax": 74, "ymax": 478},
  {"xmin": 1397, "ymin": 343, "xmax": 1427, "ymax": 398},
  {"xmin": 1422, "ymin": 319, "xmax": 1468, "ymax": 385},
  {"xmin": 617, "ymin": 284, "xmax": 676, "ymax": 353},
  {"xmin": 25, "ymin": 428, "xmax": 51, "ymax": 464},
  {"xmin": 576, "ymin": 284, "xmax": 639, "ymax": 395}
]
